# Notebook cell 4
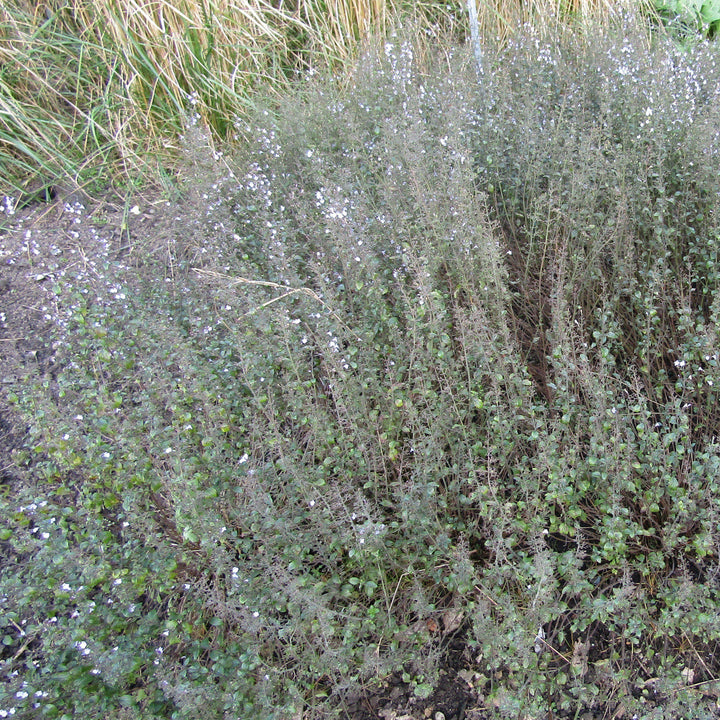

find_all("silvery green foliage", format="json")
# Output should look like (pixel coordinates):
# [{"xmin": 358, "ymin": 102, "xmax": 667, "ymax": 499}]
[{"xmin": 5, "ymin": 22, "xmax": 720, "ymax": 719}]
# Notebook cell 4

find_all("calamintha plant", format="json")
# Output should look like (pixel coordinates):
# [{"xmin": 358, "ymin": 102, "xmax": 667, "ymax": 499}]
[{"xmin": 3, "ymin": 16, "xmax": 720, "ymax": 720}]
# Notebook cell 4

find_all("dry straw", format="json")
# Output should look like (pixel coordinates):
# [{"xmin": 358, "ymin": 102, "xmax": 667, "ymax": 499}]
[{"xmin": 193, "ymin": 268, "xmax": 363, "ymax": 340}]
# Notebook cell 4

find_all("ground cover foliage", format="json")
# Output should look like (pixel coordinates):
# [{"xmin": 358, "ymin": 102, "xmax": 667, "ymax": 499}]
[{"xmin": 4, "ymin": 21, "xmax": 720, "ymax": 720}]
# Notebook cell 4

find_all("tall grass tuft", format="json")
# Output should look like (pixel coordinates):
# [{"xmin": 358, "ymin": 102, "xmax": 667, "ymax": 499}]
[
  {"xmin": 472, "ymin": 0, "xmax": 656, "ymax": 40},
  {"xmin": 0, "ymin": 2, "xmax": 131, "ymax": 199},
  {"xmin": 0, "ymin": 0, "xmax": 458, "ymax": 200}
]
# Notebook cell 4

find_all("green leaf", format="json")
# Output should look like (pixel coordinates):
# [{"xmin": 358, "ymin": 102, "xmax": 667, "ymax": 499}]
[
  {"xmin": 363, "ymin": 580, "xmax": 377, "ymax": 597},
  {"xmin": 701, "ymin": 0, "xmax": 720, "ymax": 24}
]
